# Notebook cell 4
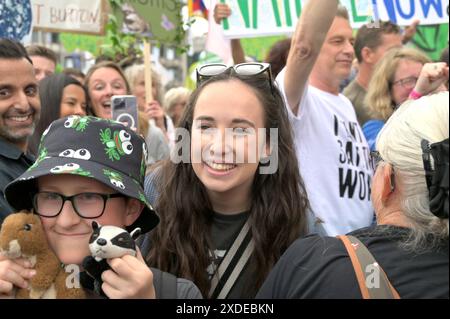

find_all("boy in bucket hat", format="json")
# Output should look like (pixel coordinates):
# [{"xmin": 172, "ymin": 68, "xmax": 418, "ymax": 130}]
[{"xmin": 0, "ymin": 116, "xmax": 202, "ymax": 299}]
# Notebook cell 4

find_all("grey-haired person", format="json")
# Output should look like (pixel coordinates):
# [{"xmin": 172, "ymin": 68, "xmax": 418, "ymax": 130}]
[{"xmin": 257, "ymin": 92, "xmax": 449, "ymax": 299}]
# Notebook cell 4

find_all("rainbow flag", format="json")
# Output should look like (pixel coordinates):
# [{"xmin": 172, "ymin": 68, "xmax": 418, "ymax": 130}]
[{"xmin": 188, "ymin": 0, "xmax": 208, "ymax": 18}]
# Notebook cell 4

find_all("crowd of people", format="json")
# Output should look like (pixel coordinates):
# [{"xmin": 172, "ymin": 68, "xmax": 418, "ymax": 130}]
[{"xmin": 0, "ymin": 0, "xmax": 448, "ymax": 299}]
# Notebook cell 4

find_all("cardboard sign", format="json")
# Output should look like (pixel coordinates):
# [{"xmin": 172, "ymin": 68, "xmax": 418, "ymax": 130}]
[{"xmin": 31, "ymin": 0, "xmax": 106, "ymax": 35}]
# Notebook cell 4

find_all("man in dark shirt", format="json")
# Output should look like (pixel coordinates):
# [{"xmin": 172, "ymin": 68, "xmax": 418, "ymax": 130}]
[{"xmin": 0, "ymin": 39, "xmax": 40, "ymax": 224}]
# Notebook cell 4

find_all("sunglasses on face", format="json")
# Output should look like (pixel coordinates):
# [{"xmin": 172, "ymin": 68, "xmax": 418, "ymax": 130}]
[{"xmin": 196, "ymin": 62, "xmax": 274, "ymax": 91}]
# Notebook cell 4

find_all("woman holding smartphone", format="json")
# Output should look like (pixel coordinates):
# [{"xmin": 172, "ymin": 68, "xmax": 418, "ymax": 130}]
[{"xmin": 85, "ymin": 61, "xmax": 169, "ymax": 167}]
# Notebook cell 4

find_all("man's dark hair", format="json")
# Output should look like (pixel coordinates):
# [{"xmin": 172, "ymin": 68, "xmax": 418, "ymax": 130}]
[
  {"xmin": 354, "ymin": 21, "xmax": 401, "ymax": 63},
  {"xmin": 26, "ymin": 44, "xmax": 57, "ymax": 64},
  {"xmin": 265, "ymin": 38, "xmax": 291, "ymax": 78},
  {"xmin": 0, "ymin": 38, "xmax": 33, "ymax": 64},
  {"xmin": 62, "ymin": 67, "xmax": 85, "ymax": 80}
]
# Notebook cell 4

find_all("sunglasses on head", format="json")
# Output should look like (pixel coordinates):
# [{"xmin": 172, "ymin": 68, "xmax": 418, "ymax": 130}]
[{"xmin": 196, "ymin": 62, "xmax": 274, "ymax": 91}]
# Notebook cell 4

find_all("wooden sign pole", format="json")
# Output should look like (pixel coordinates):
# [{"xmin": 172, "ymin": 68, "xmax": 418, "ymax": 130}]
[{"xmin": 143, "ymin": 39, "xmax": 153, "ymax": 103}]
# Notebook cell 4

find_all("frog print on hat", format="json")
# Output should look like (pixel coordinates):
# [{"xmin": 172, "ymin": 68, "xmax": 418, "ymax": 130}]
[
  {"xmin": 139, "ymin": 192, "xmax": 149, "ymax": 207},
  {"xmin": 64, "ymin": 115, "xmax": 91, "ymax": 132},
  {"xmin": 50, "ymin": 163, "xmax": 92, "ymax": 177},
  {"xmin": 99, "ymin": 128, "xmax": 134, "ymax": 161},
  {"xmin": 39, "ymin": 123, "xmax": 52, "ymax": 146},
  {"xmin": 42, "ymin": 123, "xmax": 53, "ymax": 138},
  {"xmin": 29, "ymin": 147, "xmax": 49, "ymax": 170},
  {"xmin": 103, "ymin": 169, "xmax": 125, "ymax": 189},
  {"xmin": 19, "ymin": 176, "xmax": 36, "ymax": 181},
  {"xmin": 59, "ymin": 148, "xmax": 92, "ymax": 160}
]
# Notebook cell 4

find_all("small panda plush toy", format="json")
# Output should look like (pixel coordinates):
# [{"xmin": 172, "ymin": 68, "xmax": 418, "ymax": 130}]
[{"xmin": 81, "ymin": 221, "xmax": 141, "ymax": 297}]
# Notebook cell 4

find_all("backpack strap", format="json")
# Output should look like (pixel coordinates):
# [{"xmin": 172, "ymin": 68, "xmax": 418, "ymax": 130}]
[
  {"xmin": 337, "ymin": 235, "xmax": 400, "ymax": 299},
  {"xmin": 151, "ymin": 267, "xmax": 178, "ymax": 299}
]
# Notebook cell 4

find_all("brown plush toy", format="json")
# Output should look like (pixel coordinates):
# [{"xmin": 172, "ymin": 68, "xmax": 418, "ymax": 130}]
[{"xmin": 0, "ymin": 211, "xmax": 85, "ymax": 299}]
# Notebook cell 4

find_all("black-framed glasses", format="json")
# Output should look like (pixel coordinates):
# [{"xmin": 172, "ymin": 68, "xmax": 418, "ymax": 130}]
[
  {"xmin": 32, "ymin": 192, "xmax": 125, "ymax": 219},
  {"xmin": 391, "ymin": 76, "xmax": 418, "ymax": 89},
  {"xmin": 196, "ymin": 62, "xmax": 274, "ymax": 90}
]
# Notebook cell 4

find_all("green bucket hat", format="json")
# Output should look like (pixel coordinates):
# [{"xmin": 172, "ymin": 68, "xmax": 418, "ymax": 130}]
[{"xmin": 5, "ymin": 115, "xmax": 159, "ymax": 233}]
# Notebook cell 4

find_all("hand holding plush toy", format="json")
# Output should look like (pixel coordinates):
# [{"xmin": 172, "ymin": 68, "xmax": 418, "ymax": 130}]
[
  {"xmin": 0, "ymin": 211, "xmax": 85, "ymax": 299},
  {"xmin": 81, "ymin": 221, "xmax": 141, "ymax": 297}
]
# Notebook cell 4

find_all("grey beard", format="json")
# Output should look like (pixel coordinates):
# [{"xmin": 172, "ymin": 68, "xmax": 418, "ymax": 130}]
[{"xmin": 0, "ymin": 123, "xmax": 36, "ymax": 145}]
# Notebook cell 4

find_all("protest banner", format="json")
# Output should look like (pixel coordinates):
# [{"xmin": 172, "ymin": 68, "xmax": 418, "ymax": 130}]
[
  {"xmin": 31, "ymin": 0, "xmax": 106, "ymax": 35},
  {"xmin": 111, "ymin": 0, "xmax": 183, "ymax": 43},
  {"xmin": 111, "ymin": 1, "xmax": 183, "ymax": 103},
  {"xmin": 376, "ymin": 0, "xmax": 449, "ymax": 25},
  {"xmin": 221, "ymin": 0, "xmax": 449, "ymax": 39},
  {"xmin": 0, "ymin": 0, "xmax": 33, "ymax": 44}
]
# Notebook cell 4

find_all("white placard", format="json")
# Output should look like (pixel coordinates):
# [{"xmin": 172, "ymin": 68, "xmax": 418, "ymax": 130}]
[
  {"xmin": 31, "ymin": 0, "xmax": 106, "ymax": 35},
  {"xmin": 221, "ymin": 0, "xmax": 449, "ymax": 39}
]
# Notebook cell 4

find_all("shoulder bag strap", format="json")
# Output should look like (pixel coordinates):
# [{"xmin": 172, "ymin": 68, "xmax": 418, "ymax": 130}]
[
  {"xmin": 338, "ymin": 235, "xmax": 400, "ymax": 299},
  {"xmin": 217, "ymin": 239, "xmax": 254, "ymax": 299},
  {"xmin": 208, "ymin": 220, "xmax": 254, "ymax": 299}
]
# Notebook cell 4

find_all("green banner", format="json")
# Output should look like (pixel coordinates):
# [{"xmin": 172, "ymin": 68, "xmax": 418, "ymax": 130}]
[
  {"xmin": 410, "ymin": 24, "xmax": 449, "ymax": 61},
  {"xmin": 60, "ymin": 23, "xmax": 448, "ymax": 64},
  {"xmin": 238, "ymin": 24, "xmax": 449, "ymax": 62},
  {"xmin": 222, "ymin": 0, "xmax": 449, "ymax": 38}
]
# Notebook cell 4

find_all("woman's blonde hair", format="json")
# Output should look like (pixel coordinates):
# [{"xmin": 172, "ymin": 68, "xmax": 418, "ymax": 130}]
[
  {"xmin": 163, "ymin": 87, "xmax": 191, "ymax": 122},
  {"xmin": 365, "ymin": 47, "xmax": 431, "ymax": 121},
  {"xmin": 376, "ymin": 92, "xmax": 449, "ymax": 251},
  {"xmin": 123, "ymin": 64, "xmax": 164, "ymax": 104}
]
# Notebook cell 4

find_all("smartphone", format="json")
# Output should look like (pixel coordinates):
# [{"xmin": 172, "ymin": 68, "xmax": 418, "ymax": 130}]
[{"xmin": 111, "ymin": 95, "xmax": 139, "ymax": 131}]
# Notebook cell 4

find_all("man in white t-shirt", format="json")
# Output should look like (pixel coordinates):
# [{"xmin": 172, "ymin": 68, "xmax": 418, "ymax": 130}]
[{"xmin": 277, "ymin": 0, "xmax": 374, "ymax": 236}]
